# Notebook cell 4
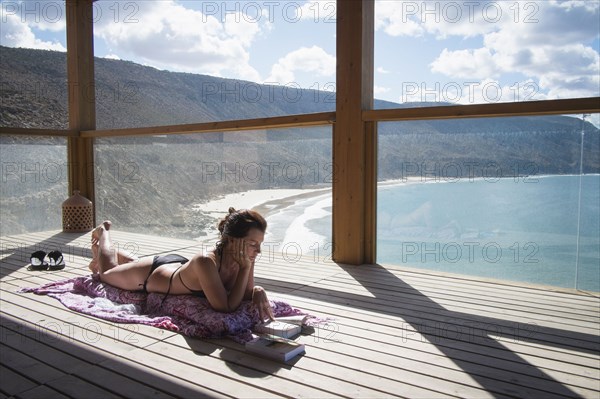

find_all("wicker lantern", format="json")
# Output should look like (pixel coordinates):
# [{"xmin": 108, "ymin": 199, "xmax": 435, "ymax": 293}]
[{"xmin": 62, "ymin": 191, "xmax": 93, "ymax": 232}]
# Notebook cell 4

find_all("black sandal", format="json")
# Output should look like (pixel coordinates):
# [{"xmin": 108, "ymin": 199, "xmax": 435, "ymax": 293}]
[
  {"xmin": 29, "ymin": 251, "xmax": 48, "ymax": 270},
  {"xmin": 47, "ymin": 250, "xmax": 66, "ymax": 270}
]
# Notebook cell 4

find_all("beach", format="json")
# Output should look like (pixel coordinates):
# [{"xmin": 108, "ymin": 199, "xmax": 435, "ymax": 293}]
[
  {"xmin": 192, "ymin": 179, "xmax": 418, "ymax": 244},
  {"xmin": 192, "ymin": 187, "xmax": 332, "ymax": 244}
]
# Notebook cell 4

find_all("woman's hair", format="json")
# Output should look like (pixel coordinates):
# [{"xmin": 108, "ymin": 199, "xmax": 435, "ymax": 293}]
[{"xmin": 216, "ymin": 207, "xmax": 267, "ymax": 255}]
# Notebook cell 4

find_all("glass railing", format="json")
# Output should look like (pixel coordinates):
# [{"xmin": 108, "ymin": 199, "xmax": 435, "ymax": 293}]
[
  {"xmin": 94, "ymin": 126, "xmax": 333, "ymax": 261},
  {"xmin": 0, "ymin": 135, "xmax": 68, "ymax": 235},
  {"xmin": 3, "ymin": 111, "xmax": 598, "ymax": 292},
  {"xmin": 377, "ymin": 114, "xmax": 600, "ymax": 291}
]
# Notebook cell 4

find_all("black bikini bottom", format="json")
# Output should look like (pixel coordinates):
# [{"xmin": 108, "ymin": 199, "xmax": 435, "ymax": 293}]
[
  {"xmin": 140, "ymin": 254, "xmax": 189, "ymax": 293},
  {"xmin": 140, "ymin": 254, "xmax": 207, "ymax": 305}
]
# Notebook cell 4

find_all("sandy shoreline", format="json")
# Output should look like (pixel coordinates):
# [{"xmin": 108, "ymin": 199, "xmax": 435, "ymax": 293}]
[
  {"xmin": 191, "ymin": 178, "xmax": 423, "ymax": 242},
  {"xmin": 193, "ymin": 178, "xmax": 418, "ymax": 223},
  {"xmin": 192, "ymin": 187, "xmax": 331, "ymax": 239},
  {"xmin": 191, "ymin": 178, "xmax": 422, "ymax": 240},
  {"xmin": 193, "ymin": 187, "xmax": 331, "ymax": 217}
]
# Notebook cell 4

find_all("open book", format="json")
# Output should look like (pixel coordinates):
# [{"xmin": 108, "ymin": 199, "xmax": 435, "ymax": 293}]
[{"xmin": 245, "ymin": 334, "xmax": 305, "ymax": 362}]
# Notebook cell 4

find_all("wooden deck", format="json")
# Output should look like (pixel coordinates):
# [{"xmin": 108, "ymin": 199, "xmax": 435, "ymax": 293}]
[{"xmin": 1, "ymin": 230, "xmax": 598, "ymax": 399}]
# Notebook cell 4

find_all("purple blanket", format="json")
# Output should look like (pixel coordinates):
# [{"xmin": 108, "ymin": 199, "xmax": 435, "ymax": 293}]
[{"xmin": 18, "ymin": 275, "xmax": 315, "ymax": 343}]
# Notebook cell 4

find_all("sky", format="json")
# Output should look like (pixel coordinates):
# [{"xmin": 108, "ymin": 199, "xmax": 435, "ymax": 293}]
[{"xmin": 1, "ymin": 0, "xmax": 599, "ymax": 123}]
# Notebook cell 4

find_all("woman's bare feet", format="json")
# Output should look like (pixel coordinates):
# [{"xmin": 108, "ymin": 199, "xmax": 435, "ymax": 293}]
[
  {"xmin": 88, "ymin": 221, "xmax": 138, "ymax": 273},
  {"xmin": 91, "ymin": 221, "xmax": 112, "ymax": 245},
  {"xmin": 89, "ymin": 221, "xmax": 112, "ymax": 273}
]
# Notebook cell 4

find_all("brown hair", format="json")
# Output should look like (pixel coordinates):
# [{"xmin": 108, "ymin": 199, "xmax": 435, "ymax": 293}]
[{"xmin": 216, "ymin": 207, "xmax": 267, "ymax": 254}]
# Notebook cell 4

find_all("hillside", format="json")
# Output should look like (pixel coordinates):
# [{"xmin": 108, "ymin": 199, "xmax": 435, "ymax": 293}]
[
  {"xmin": 1, "ymin": 46, "xmax": 598, "ymax": 237},
  {"xmin": 1, "ymin": 45, "xmax": 342, "ymax": 130}
]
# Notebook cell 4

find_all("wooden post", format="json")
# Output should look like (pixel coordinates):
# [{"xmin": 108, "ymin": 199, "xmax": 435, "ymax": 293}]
[
  {"xmin": 333, "ymin": 0, "xmax": 375, "ymax": 265},
  {"xmin": 66, "ymin": 0, "xmax": 96, "ymax": 222}
]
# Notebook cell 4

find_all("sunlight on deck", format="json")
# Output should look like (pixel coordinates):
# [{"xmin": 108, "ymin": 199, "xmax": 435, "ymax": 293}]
[{"xmin": 1, "ymin": 230, "xmax": 599, "ymax": 398}]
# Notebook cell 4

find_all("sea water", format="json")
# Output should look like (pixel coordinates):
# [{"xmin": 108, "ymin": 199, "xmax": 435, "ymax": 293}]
[
  {"xmin": 377, "ymin": 174, "xmax": 600, "ymax": 292},
  {"xmin": 266, "ymin": 175, "xmax": 599, "ymax": 292}
]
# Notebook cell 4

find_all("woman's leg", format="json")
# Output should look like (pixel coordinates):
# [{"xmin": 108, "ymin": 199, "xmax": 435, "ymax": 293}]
[
  {"xmin": 94, "ymin": 221, "xmax": 118, "ymax": 273},
  {"xmin": 88, "ymin": 222, "xmax": 138, "ymax": 274},
  {"xmin": 92, "ymin": 221, "xmax": 154, "ymax": 291},
  {"xmin": 88, "ymin": 244, "xmax": 99, "ymax": 273}
]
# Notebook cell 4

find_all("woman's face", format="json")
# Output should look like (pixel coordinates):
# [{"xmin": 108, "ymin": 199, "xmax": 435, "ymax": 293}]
[{"xmin": 243, "ymin": 227, "xmax": 265, "ymax": 262}]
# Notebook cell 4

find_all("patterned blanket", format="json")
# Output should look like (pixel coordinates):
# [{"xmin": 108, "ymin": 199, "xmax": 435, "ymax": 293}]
[{"xmin": 18, "ymin": 275, "xmax": 315, "ymax": 343}]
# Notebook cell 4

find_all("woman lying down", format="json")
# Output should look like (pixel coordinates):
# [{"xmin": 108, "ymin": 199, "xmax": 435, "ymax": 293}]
[{"xmin": 88, "ymin": 208, "xmax": 275, "ymax": 321}]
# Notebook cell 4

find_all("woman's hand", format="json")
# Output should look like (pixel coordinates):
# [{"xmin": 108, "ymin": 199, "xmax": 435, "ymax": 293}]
[
  {"xmin": 252, "ymin": 286, "xmax": 274, "ymax": 321},
  {"xmin": 230, "ymin": 238, "xmax": 252, "ymax": 270}
]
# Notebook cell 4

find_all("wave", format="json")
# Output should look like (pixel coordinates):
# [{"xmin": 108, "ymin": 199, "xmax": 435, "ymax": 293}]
[{"xmin": 265, "ymin": 193, "xmax": 331, "ymax": 249}]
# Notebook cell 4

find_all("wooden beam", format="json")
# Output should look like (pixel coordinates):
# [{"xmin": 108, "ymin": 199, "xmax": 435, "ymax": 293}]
[
  {"xmin": 81, "ymin": 112, "xmax": 335, "ymax": 138},
  {"xmin": 66, "ymin": 0, "xmax": 96, "ymax": 218},
  {"xmin": 333, "ymin": 0, "xmax": 375, "ymax": 265},
  {"xmin": 0, "ymin": 127, "xmax": 78, "ymax": 137},
  {"xmin": 3, "ymin": 96, "xmax": 595, "ymax": 140},
  {"xmin": 363, "ymin": 97, "xmax": 600, "ymax": 122}
]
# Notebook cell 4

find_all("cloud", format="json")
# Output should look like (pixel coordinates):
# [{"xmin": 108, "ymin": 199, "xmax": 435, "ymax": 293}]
[
  {"xmin": 431, "ymin": 48, "xmax": 501, "ymax": 79},
  {"xmin": 377, "ymin": 0, "xmax": 600, "ymax": 100},
  {"xmin": 92, "ymin": 0, "xmax": 263, "ymax": 81},
  {"xmin": 0, "ymin": 3, "xmax": 66, "ymax": 51},
  {"xmin": 295, "ymin": 1, "xmax": 337, "ymax": 22},
  {"xmin": 374, "ymin": 85, "xmax": 391, "ymax": 95},
  {"xmin": 375, "ymin": 1, "xmax": 425, "ymax": 37},
  {"xmin": 266, "ymin": 45, "xmax": 335, "ymax": 85},
  {"xmin": 377, "ymin": 67, "xmax": 390, "ymax": 74}
]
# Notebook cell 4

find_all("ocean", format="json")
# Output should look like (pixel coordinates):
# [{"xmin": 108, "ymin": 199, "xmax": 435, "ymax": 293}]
[{"xmin": 266, "ymin": 174, "xmax": 600, "ymax": 292}]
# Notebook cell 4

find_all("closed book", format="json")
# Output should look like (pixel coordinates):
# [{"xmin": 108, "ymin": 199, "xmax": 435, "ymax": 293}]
[
  {"xmin": 272, "ymin": 315, "xmax": 308, "ymax": 326},
  {"xmin": 254, "ymin": 320, "xmax": 302, "ymax": 339},
  {"xmin": 245, "ymin": 334, "xmax": 305, "ymax": 362}
]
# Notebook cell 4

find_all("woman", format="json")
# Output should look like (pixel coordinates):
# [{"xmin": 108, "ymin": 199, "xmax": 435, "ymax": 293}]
[{"xmin": 89, "ymin": 208, "xmax": 274, "ymax": 321}]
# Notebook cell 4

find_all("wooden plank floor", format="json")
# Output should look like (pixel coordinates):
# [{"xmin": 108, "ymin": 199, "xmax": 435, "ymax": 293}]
[{"xmin": 1, "ymin": 230, "xmax": 599, "ymax": 398}]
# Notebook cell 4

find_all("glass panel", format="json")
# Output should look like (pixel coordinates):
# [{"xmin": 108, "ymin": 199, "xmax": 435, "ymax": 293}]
[
  {"xmin": 377, "ymin": 114, "xmax": 600, "ymax": 291},
  {"xmin": 0, "ymin": 135, "xmax": 68, "ymax": 235},
  {"xmin": 95, "ymin": 126, "xmax": 332, "ymax": 261},
  {"xmin": 92, "ymin": 1, "xmax": 336, "ymax": 129},
  {"xmin": 374, "ymin": 1, "xmax": 600, "ymax": 113}
]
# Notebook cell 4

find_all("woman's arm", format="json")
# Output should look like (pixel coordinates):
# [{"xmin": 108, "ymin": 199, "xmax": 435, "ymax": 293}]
[
  {"xmin": 244, "ymin": 262, "xmax": 255, "ymax": 300},
  {"xmin": 195, "ymin": 258, "xmax": 251, "ymax": 312},
  {"xmin": 192, "ymin": 240, "xmax": 252, "ymax": 313},
  {"xmin": 244, "ymin": 261, "xmax": 274, "ymax": 321}
]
